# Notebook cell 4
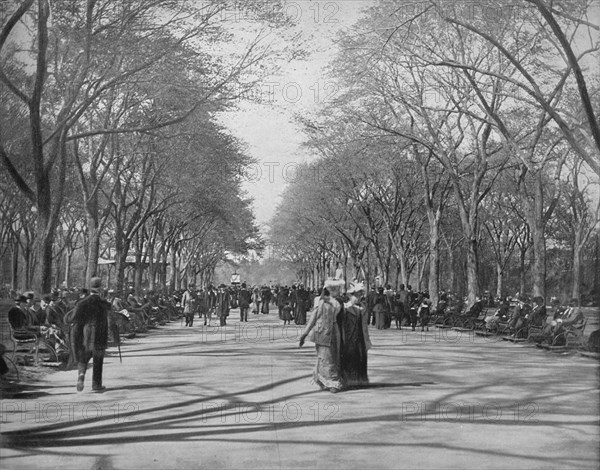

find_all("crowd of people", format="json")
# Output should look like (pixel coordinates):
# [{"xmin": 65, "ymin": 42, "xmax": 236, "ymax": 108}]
[
  {"xmin": 4, "ymin": 282, "xmax": 182, "ymax": 372},
  {"xmin": 175, "ymin": 282, "xmax": 320, "ymax": 328},
  {"xmin": 3, "ymin": 277, "xmax": 598, "ymax": 394}
]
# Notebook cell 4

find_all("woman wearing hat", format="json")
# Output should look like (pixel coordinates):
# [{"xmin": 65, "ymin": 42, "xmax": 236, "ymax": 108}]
[
  {"xmin": 339, "ymin": 282, "xmax": 371, "ymax": 388},
  {"xmin": 299, "ymin": 278, "xmax": 345, "ymax": 393},
  {"xmin": 372, "ymin": 287, "xmax": 388, "ymax": 330}
]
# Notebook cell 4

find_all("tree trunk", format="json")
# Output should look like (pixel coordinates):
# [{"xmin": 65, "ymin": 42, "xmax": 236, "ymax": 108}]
[
  {"xmin": 594, "ymin": 235, "xmax": 600, "ymax": 302},
  {"xmin": 176, "ymin": 250, "xmax": 182, "ymax": 291},
  {"xmin": 169, "ymin": 247, "xmax": 177, "ymax": 293},
  {"xmin": 134, "ymin": 251, "xmax": 143, "ymax": 293},
  {"xmin": 161, "ymin": 250, "xmax": 168, "ymax": 290},
  {"xmin": 465, "ymin": 238, "xmax": 479, "ymax": 306},
  {"xmin": 496, "ymin": 262, "xmax": 503, "ymax": 299},
  {"xmin": 415, "ymin": 256, "xmax": 422, "ymax": 291},
  {"xmin": 520, "ymin": 173, "xmax": 547, "ymax": 300},
  {"xmin": 85, "ymin": 213, "xmax": 101, "ymax": 287},
  {"xmin": 114, "ymin": 232, "xmax": 130, "ymax": 292},
  {"xmin": 33, "ymin": 209, "xmax": 54, "ymax": 294},
  {"xmin": 11, "ymin": 238, "xmax": 19, "ymax": 291},
  {"xmin": 24, "ymin": 243, "xmax": 33, "ymax": 291},
  {"xmin": 446, "ymin": 246, "xmax": 455, "ymax": 293},
  {"xmin": 427, "ymin": 218, "xmax": 440, "ymax": 307},
  {"xmin": 572, "ymin": 243, "xmax": 582, "ymax": 301},
  {"xmin": 115, "ymin": 251, "xmax": 128, "ymax": 293},
  {"xmin": 519, "ymin": 246, "xmax": 527, "ymax": 297},
  {"xmin": 529, "ymin": 218, "xmax": 546, "ymax": 299},
  {"xmin": 65, "ymin": 247, "xmax": 72, "ymax": 288},
  {"xmin": 54, "ymin": 252, "xmax": 61, "ymax": 290},
  {"xmin": 397, "ymin": 244, "xmax": 409, "ymax": 287},
  {"xmin": 148, "ymin": 242, "xmax": 156, "ymax": 291}
]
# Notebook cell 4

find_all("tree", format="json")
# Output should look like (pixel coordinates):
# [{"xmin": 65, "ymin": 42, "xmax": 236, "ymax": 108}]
[{"xmin": 1, "ymin": 0, "xmax": 290, "ymax": 293}]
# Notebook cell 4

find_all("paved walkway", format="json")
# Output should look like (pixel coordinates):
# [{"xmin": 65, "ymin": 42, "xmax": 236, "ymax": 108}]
[{"xmin": 1, "ymin": 311, "xmax": 599, "ymax": 470}]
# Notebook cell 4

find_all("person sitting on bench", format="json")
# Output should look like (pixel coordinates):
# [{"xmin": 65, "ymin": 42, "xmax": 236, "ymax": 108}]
[
  {"xmin": 551, "ymin": 299, "xmax": 584, "ymax": 335},
  {"xmin": 8, "ymin": 295, "xmax": 41, "ymax": 339},
  {"xmin": 537, "ymin": 298, "xmax": 584, "ymax": 344},
  {"xmin": 514, "ymin": 296, "xmax": 546, "ymax": 332}
]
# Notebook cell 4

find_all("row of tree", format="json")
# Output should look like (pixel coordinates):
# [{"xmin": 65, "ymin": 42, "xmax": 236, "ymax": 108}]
[
  {"xmin": 1, "ymin": 0, "xmax": 293, "ymax": 293},
  {"xmin": 271, "ymin": 0, "xmax": 600, "ymax": 308}
]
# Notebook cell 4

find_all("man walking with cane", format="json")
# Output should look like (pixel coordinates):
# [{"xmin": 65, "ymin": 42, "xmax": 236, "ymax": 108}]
[{"xmin": 70, "ymin": 277, "xmax": 111, "ymax": 392}]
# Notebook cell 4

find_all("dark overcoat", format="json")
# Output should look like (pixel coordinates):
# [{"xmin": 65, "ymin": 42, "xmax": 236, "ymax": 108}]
[{"xmin": 69, "ymin": 294, "xmax": 110, "ymax": 361}]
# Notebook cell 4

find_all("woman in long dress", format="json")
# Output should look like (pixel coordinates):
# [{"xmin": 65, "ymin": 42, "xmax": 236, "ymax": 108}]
[
  {"xmin": 372, "ymin": 287, "xmax": 388, "ymax": 329},
  {"xmin": 299, "ymin": 279, "xmax": 345, "ymax": 393},
  {"xmin": 339, "ymin": 282, "xmax": 371, "ymax": 388}
]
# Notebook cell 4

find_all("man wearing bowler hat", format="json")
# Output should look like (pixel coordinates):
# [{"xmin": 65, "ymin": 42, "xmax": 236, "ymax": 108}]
[{"xmin": 70, "ymin": 276, "xmax": 111, "ymax": 392}]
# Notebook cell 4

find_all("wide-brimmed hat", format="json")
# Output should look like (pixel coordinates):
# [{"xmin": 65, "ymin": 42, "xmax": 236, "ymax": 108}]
[
  {"xmin": 16, "ymin": 295, "xmax": 27, "ymax": 303},
  {"xmin": 347, "ymin": 281, "xmax": 365, "ymax": 294},
  {"xmin": 323, "ymin": 278, "xmax": 345, "ymax": 290}
]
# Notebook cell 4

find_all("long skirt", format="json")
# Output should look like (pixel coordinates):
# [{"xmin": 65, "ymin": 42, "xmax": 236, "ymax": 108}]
[
  {"xmin": 339, "ymin": 312, "xmax": 369, "ymax": 388},
  {"xmin": 375, "ymin": 311, "xmax": 386, "ymax": 329},
  {"xmin": 314, "ymin": 345, "xmax": 343, "ymax": 390},
  {"xmin": 294, "ymin": 306, "xmax": 307, "ymax": 325}
]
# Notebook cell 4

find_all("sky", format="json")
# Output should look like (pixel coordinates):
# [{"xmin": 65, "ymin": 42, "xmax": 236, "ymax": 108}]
[
  {"xmin": 216, "ymin": 0, "xmax": 600, "ymax": 233},
  {"xmin": 217, "ymin": 1, "xmax": 373, "ymax": 231}
]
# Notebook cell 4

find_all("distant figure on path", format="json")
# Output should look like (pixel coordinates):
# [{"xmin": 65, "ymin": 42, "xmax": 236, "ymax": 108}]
[
  {"xmin": 216, "ymin": 284, "xmax": 231, "ymax": 326},
  {"xmin": 181, "ymin": 283, "xmax": 197, "ymax": 327},
  {"xmin": 238, "ymin": 283, "xmax": 252, "ymax": 322},
  {"xmin": 261, "ymin": 285, "xmax": 271, "ymax": 314}
]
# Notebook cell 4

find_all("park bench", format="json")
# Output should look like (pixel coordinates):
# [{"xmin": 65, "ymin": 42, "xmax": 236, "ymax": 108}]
[
  {"xmin": 444, "ymin": 307, "xmax": 491, "ymax": 332},
  {"xmin": 8, "ymin": 322, "xmax": 40, "ymax": 364},
  {"xmin": 0, "ymin": 342, "xmax": 19, "ymax": 381},
  {"xmin": 534, "ymin": 318, "xmax": 589, "ymax": 351},
  {"xmin": 557, "ymin": 317, "xmax": 588, "ymax": 349},
  {"xmin": 464, "ymin": 308, "xmax": 492, "ymax": 331}
]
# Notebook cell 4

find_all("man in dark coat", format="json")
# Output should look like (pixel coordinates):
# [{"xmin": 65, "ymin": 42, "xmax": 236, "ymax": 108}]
[
  {"xmin": 70, "ymin": 277, "xmax": 111, "ymax": 392},
  {"xmin": 366, "ymin": 285, "xmax": 377, "ymax": 326},
  {"xmin": 216, "ymin": 284, "xmax": 231, "ymax": 326},
  {"xmin": 8, "ymin": 295, "xmax": 40, "ymax": 339},
  {"xmin": 406, "ymin": 285, "xmax": 419, "ymax": 331},
  {"xmin": 294, "ymin": 285, "xmax": 309, "ymax": 325},
  {"xmin": 238, "ymin": 283, "xmax": 252, "ymax": 322},
  {"xmin": 396, "ymin": 284, "xmax": 408, "ymax": 329},
  {"xmin": 277, "ymin": 286, "xmax": 289, "ymax": 319}
]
